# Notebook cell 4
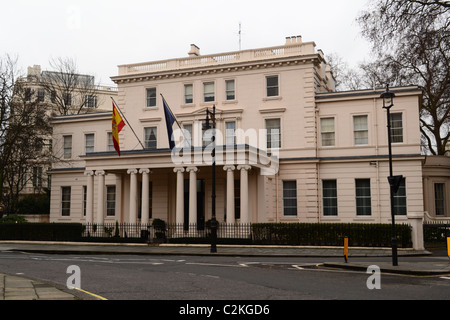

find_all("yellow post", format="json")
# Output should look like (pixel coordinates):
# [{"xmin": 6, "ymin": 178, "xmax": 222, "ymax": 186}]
[
  {"xmin": 447, "ymin": 237, "xmax": 450, "ymax": 260},
  {"xmin": 344, "ymin": 237, "xmax": 349, "ymax": 263}
]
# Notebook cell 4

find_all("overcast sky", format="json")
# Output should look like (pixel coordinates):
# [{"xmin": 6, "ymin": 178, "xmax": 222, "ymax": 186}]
[{"xmin": 2, "ymin": 0, "xmax": 372, "ymax": 86}]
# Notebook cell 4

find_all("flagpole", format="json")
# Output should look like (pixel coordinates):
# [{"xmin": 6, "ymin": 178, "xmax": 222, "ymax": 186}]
[
  {"xmin": 111, "ymin": 97, "xmax": 146, "ymax": 150},
  {"xmin": 161, "ymin": 94, "xmax": 192, "ymax": 148}
]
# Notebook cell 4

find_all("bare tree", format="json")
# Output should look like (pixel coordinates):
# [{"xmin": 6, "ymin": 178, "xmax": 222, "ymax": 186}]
[
  {"xmin": 37, "ymin": 57, "xmax": 101, "ymax": 115},
  {"xmin": 357, "ymin": 0, "xmax": 449, "ymax": 155},
  {"xmin": 0, "ymin": 55, "xmax": 52, "ymax": 215}
]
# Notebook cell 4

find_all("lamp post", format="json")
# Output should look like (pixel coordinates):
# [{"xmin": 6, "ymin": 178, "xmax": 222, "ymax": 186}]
[
  {"xmin": 203, "ymin": 106, "xmax": 217, "ymax": 253},
  {"xmin": 380, "ymin": 84, "xmax": 402, "ymax": 267}
]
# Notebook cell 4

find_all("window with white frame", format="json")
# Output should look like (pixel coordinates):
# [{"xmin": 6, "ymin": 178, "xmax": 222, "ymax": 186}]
[
  {"xmin": 85, "ymin": 133, "xmax": 94, "ymax": 154},
  {"xmin": 184, "ymin": 84, "xmax": 193, "ymax": 104},
  {"xmin": 61, "ymin": 186, "xmax": 71, "ymax": 216},
  {"xmin": 83, "ymin": 186, "xmax": 87, "ymax": 217},
  {"xmin": 353, "ymin": 115, "xmax": 368, "ymax": 145},
  {"xmin": 266, "ymin": 76, "xmax": 279, "ymax": 97},
  {"xmin": 225, "ymin": 121, "xmax": 236, "ymax": 145},
  {"xmin": 183, "ymin": 124, "xmax": 193, "ymax": 148},
  {"xmin": 63, "ymin": 135, "xmax": 72, "ymax": 159},
  {"xmin": 107, "ymin": 132, "xmax": 115, "ymax": 152},
  {"xmin": 225, "ymin": 80, "xmax": 235, "ymax": 100},
  {"xmin": 32, "ymin": 167, "xmax": 42, "ymax": 188},
  {"xmin": 393, "ymin": 179, "xmax": 407, "ymax": 215},
  {"xmin": 321, "ymin": 117, "xmax": 335, "ymax": 147},
  {"xmin": 266, "ymin": 118, "xmax": 281, "ymax": 149},
  {"xmin": 355, "ymin": 179, "xmax": 371, "ymax": 216},
  {"xmin": 283, "ymin": 181, "xmax": 297, "ymax": 216},
  {"xmin": 106, "ymin": 185, "xmax": 116, "ymax": 217},
  {"xmin": 204, "ymin": 82, "xmax": 215, "ymax": 102},
  {"xmin": 390, "ymin": 113, "xmax": 403, "ymax": 143},
  {"xmin": 146, "ymin": 88, "xmax": 157, "ymax": 107},
  {"xmin": 323, "ymin": 180, "xmax": 338, "ymax": 216},
  {"xmin": 144, "ymin": 127, "xmax": 157, "ymax": 149}
]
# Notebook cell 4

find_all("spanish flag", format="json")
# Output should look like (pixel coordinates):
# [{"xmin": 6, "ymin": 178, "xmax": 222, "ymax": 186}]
[{"xmin": 112, "ymin": 102, "xmax": 125, "ymax": 156}]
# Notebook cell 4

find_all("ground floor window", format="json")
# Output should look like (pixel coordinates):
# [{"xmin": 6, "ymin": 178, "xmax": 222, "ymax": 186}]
[
  {"xmin": 394, "ymin": 179, "xmax": 407, "ymax": 215},
  {"xmin": 323, "ymin": 180, "xmax": 338, "ymax": 216},
  {"xmin": 61, "ymin": 186, "xmax": 71, "ymax": 216},
  {"xmin": 106, "ymin": 185, "xmax": 116, "ymax": 217},
  {"xmin": 434, "ymin": 183, "xmax": 445, "ymax": 216},
  {"xmin": 356, "ymin": 179, "xmax": 371, "ymax": 216},
  {"xmin": 283, "ymin": 181, "xmax": 297, "ymax": 216}
]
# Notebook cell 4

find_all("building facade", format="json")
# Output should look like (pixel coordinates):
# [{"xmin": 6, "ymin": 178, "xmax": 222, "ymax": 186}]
[{"xmin": 49, "ymin": 37, "xmax": 428, "ymax": 249}]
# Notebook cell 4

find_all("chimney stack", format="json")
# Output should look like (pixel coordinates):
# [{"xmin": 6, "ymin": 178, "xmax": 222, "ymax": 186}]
[{"xmin": 188, "ymin": 44, "xmax": 200, "ymax": 57}]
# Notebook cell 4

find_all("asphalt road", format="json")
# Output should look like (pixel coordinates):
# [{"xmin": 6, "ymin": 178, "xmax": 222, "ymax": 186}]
[{"xmin": 1, "ymin": 251, "xmax": 450, "ymax": 302}]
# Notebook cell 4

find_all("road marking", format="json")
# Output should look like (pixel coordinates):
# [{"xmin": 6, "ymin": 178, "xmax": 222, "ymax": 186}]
[
  {"xmin": 74, "ymin": 287, "xmax": 108, "ymax": 300},
  {"xmin": 291, "ymin": 265, "xmax": 304, "ymax": 270},
  {"xmin": 440, "ymin": 277, "xmax": 450, "ymax": 280}
]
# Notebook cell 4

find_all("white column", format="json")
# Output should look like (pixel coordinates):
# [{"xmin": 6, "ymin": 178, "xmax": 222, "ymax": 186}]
[
  {"xmin": 174, "ymin": 167, "xmax": 185, "ymax": 226},
  {"xmin": 84, "ymin": 171, "xmax": 95, "ymax": 224},
  {"xmin": 139, "ymin": 169, "xmax": 151, "ymax": 224},
  {"xmin": 186, "ymin": 167, "xmax": 198, "ymax": 227},
  {"xmin": 95, "ymin": 170, "xmax": 106, "ymax": 225},
  {"xmin": 237, "ymin": 165, "xmax": 251, "ymax": 224},
  {"xmin": 127, "ymin": 169, "xmax": 138, "ymax": 224},
  {"xmin": 223, "ymin": 166, "xmax": 236, "ymax": 224}
]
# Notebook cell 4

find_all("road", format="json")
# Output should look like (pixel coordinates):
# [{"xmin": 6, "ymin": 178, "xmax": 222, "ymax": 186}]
[{"xmin": 1, "ymin": 250, "xmax": 450, "ymax": 302}]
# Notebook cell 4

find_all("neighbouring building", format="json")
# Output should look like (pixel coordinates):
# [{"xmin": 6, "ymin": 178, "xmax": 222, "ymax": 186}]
[{"xmin": 48, "ymin": 36, "xmax": 444, "ymax": 250}]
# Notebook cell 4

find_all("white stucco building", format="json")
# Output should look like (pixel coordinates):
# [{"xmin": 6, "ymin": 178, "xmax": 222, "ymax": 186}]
[{"xmin": 49, "ymin": 37, "xmax": 430, "ymax": 249}]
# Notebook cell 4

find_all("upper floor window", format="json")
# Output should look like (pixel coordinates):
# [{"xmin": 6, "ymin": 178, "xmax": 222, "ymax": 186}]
[
  {"xmin": 390, "ymin": 113, "xmax": 403, "ymax": 143},
  {"xmin": 321, "ymin": 117, "xmax": 335, "ymax": 147},
  {"xmin": 144, "ymin": 127, "xmax": 157, "ymax": 149},
  {"xmin": 266, "ymin": 76, "xmax": 279, "ymax": 97},
  {"xmin": 37, "ymin": 89, "xmax": 45, "ymax": 102},
  {"xmin": 204, "ymin": 82, "xmax": 215, "ymax": 102},
  {"xmin": 266, "ymin": 118, "xmax": 281, "ymax": 149},
  {"xmin": 225, "ymin": 80, "xmax": 235, "ymax": 100},
  {"xmin": 85, "ymin": 95, "xmax": 98, "ymax": 108},
  {"xmin": 85, "ymin": 133, "xmax": 94, "ymax": 154},
  {"xmin": 184, "ymin": 84, "xmax": 193, "ymax": 104},
  {"xmin": 63, "ymin": 135, "xmax": 72, "ymax": 159},
  {"xmin": 225, "ymin": 121, "xmax": 236, "ymax": 145},
  {"xmin": 353, "ymin": 115, "xmax": 368, "ymax": 145},
  {"xmin": 146, "ymin": 88, "xmax": 157, "ymax": 107},
  {"xmin": 107, "ymin": 132, "xmax": 115, "ymax": 152}
]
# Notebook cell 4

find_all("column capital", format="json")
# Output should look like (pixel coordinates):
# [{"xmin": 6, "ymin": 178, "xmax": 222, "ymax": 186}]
[
  {"xmin": 127, "ymin": 169, "xmax": 138, "ymax": 175},
  {"xmin": 237, "ymin": 165, "xmax": 251, "ymax": 171},
  {"xmin": 139, "ymin": 168, "xmax": 152, "ymax": 174},
  {"xmin": 84, "ymin": 170, "xmax": 95, "ymax": 176},
  {"xmin": 223, "ymin": 165, "xmax": 236, "ymax": 172},
  {"xmin": 95, "ymin": 170, "xmax": 106, "ymax": 176},
  {"xmin": 173, "ymin": 167, "xmax": 185, "ymax": 173},
  {"xmin": 186, "ymin": 166, "xmax": 199, "ymax": 173}
]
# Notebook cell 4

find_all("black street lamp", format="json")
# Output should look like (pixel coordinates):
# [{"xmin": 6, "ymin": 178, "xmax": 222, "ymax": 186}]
[
  {"xmin": 380, "ymin": 84, "xmax": 403, "ymax": 267},
  {"xmin": 203, "ymin": 106, "xmax": 217, "ymax": 253}
]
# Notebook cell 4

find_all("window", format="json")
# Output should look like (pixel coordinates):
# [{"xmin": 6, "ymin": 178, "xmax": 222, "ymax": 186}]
[
  {"xmin": 183, "ymin": 124, "xmax": 193, "ymax": 147},
  {"xmin": 32, "ymin": 167, "xmax": 42, "ymax": 188},
  {"xmin": 390, "ymin": 113, "xmax": 403, "ymax": 143},
  {"xmin": 63, "ymin": 135, "xmax": 72, "ymax": 159},
  {"xmin": 323, "ymin": 180, "xmax": 338, "ymax": 216},
  {"xmin": 435, "ymin": 183, "xmax": 446, "ymax": 216},
  {"xmin": 37, "ymin": 89, "xmax": 45, "ymax": 102},
  {"xmin": 266, "ymin": 119, "xmax": 281, "ymax": 148},
  {"xmin": 61, "ymin": 187, "xmax": 71, "ymax": 216},
  {"xmin": 321, "ymin": 118, "xmax": 335, "ymax": 147},
  {"xmin": 83, "ymin": 186, "xmax": 87, "ymax": 217},
  {"xmin": 266, "ymin": 76, "xmax": 279, "ymax": 97},
  {"xmin": 354, "ymin": 115, "xmax": 368, "ymax": 145},
  {"xmin": 225, "ymin": 80, "xmax": 235, "ymax": 100},
  {"xmin": 85, "ymin": 95, "xmax": 98, "ymax": 108},
  {"xmin": 225, "ymin": 121, "xmax": 236, "ymax": 145},
  {"xmin": 283, "ymin": 181, "xmax": 297, "ymax": 216},
  {"xmin": 146, "ymin": 88, "xmax": 157, "ymax": 107},
  {"xmin": 63, "ymin": 92, "xmax": 72, "ymax": 106},
  {"xmin": 184, "ymin": 84, "xmax": 193, "ymax": 104},
  {"xmin": 107, "ymin": 132, "xmax": 115, "ymax": 152},
  {"xmin": 144, "ymin": 127, "xmax": 157, "ymax": 149},
  {"xmin": 85, "ymin": 133, "xmax": 94, "ymax": 154},
  {"xmin": 204, "ymin": 82, "xmax": 215, "ymax": 102},
  {"xmin": 106, "ymin": 186, "xmax": 116, "ymax": 217},
  {"xmin": 394, "ymin": 179, "xmax": 407, "ymax": 215},
  {"xmin": 356, "ymin": 179, "xmax": 371, "ymax": 216},
  {"xmin": 234, "ymin": 180, "xmax": 240, "ymax": 220}
]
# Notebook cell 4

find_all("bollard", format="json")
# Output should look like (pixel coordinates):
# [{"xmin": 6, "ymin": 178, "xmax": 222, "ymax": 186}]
[
  {"xmin": 447, "ymin": 237, "xmax": 450, "ymax": 261},
  {"xmin": 344, "ymin": 237, "xmax": 349, "ymax": 263}
]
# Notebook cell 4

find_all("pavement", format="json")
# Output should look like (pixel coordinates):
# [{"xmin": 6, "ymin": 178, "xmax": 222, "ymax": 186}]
[{"xmin": 1, "ymin": 241, "xmax": 449, "ymax": 300}]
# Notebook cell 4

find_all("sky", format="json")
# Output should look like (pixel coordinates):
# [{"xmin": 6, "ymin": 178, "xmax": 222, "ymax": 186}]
[{"xmin": 1, "ymin": 0, "xmax": 373, "ymax": 86}]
